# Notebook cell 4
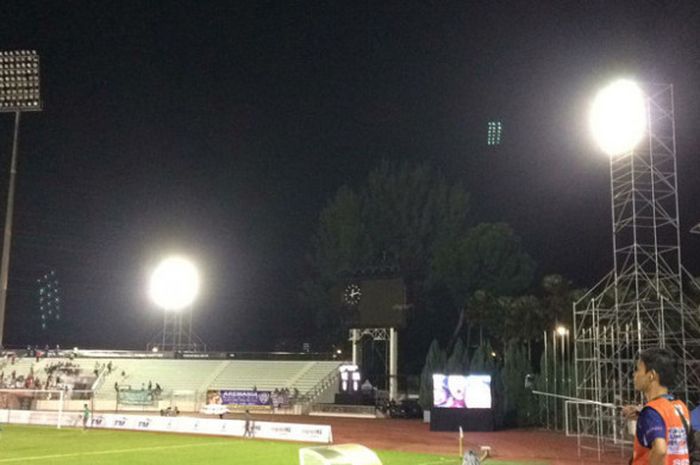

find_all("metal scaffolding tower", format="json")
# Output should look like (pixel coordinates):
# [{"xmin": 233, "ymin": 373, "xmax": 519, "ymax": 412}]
[
  {"xmin": 573, "ymin": 83, "xmax": 700, "ymax": 456},
  {"xmin": 147, "ymin": 308, "xmax": 207, "ymax": 353}
]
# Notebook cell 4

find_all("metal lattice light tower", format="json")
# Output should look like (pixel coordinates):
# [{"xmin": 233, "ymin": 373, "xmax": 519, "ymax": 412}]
[
  {"xmin": 573, "ymin": 80, "xmax": 700, "ymax": 456},
  {"xmin": 0, "ymin": 50, "xmax": 42, "ymax": 348},
  {"xmin": 148, "ymin": 256, "xmax": 205, "ymax": 352}
]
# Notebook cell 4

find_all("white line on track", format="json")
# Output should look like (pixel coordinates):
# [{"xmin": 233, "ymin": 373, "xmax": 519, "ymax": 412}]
[{"xmin": 0, "ymin": 441, "xmax": 232, "ymax": 463}]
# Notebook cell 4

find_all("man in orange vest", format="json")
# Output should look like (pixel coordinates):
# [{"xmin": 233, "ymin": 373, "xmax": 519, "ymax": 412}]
[{"xmin": 622, "ymin": 348, "xmax": 690, "ymax": 465}]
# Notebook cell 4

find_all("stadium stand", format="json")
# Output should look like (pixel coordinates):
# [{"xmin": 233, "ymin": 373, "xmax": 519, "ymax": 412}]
[
  {"xmin": 2, "ymin": 352, "xmax": 343, "ymax": 414},
  {"xmin": 100, "ymin": 359, "xmax": 225, "ymax": 392}
]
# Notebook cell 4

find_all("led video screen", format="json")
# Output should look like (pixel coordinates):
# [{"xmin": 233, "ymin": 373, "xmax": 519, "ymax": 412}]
[{"xmin": 432, "ymin": 374, "xmax": 492, "ymax": 409}]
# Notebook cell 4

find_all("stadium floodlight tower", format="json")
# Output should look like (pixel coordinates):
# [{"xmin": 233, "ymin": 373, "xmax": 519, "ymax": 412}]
[
  {"xmin": 0, "ymin": 50, "xmax": 42, "ymax": 348},
  {"xmin": 149, "ymin": 256, "xmax": 202, "ymax": 353},
  {"xmin": 573, "ymin": 79, "xmax": 700, "ymax": 455}
]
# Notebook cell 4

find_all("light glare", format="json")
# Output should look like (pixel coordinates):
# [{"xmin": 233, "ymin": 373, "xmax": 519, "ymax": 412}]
[
  {"xmin": 149, "ymin": 256, "xmax": 200, "ymax": 311},
  {"xmin": 590, "ymin": 79, "xmax": 646, "ymax": 156}
]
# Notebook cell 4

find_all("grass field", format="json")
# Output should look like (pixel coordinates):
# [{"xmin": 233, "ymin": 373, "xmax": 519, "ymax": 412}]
[{"xmin": 0, "ymin": 425, "xmax": 546, "ymax": 465}]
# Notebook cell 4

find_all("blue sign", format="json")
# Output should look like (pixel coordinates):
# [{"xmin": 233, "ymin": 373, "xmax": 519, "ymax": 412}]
[{"xmin": 218, "ymin": 390, "xmax": 272, "ymax": 407}]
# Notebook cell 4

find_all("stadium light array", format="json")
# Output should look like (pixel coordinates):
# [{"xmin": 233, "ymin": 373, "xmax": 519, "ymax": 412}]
[
  {"xmin": 590, "ymin": 79, "xmax": 646, "ymax": 156},
  {"xmin": 487, "ymin": 121, "xmax": 502, "ymax": 146},
  {"xmin": 149, "ymin": 256, "xmax": 200, "ymax": 311},
  {"xmin": 0, "ymin": 50, "xmax": 41, "ymax": 112}
]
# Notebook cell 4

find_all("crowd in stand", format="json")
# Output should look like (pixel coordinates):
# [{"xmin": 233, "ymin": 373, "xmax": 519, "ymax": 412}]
[
  {"xmin": 115, "ymin": 379, "xmax": 164, "ymax": 401},
  {"xmin": 45, "ymin": 361, "xmax": 81, "ymax": 376},
  {"xmin": 0, "ymin": 355, "xmax": 114, "ymax": 393},
  {"xmin": 0, "ymin": 361, "xmax": 80, "ymax": 391},
  {"xmin": 0, "ymin": 370, "xmax": 43, "ymax": 389},
  {"xmin": 271, "ymin": 387, "xmax": 300, "ymax": 408},
  {"xmin": 2, "ymin": 352, "xmax": 17, "ymax": 365}
]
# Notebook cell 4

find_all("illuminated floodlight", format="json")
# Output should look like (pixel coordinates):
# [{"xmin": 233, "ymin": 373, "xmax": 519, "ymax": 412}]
[
  {"xmin": 0, "ymin": 50, "xmax": 42, "ymax": 112},
  {"xmin": 149, "ymin": 256, "xmax": 200, "ymax": 311},
  {"xmin": 487, "ymin": 121, "xmax": 502, "ymax": 146},
  {"xmin": 590, "ymin": 79, "xmax": 646, "ymax": 156},
  {"xmin": 556, "ymin": 325, "xmax": 569, "ymax": 337}
]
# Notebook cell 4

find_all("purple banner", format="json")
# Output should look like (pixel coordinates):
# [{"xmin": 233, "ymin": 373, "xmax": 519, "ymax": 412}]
[{"xmin": 218, "ymin": 390, "xmax": 272, "ymax": 407}]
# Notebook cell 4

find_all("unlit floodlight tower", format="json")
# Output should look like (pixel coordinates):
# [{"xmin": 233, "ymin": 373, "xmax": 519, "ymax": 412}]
[
  {"xmin": 573, "ymin": 80, "xmax": 700, "ymax": 457},
  {"xmin": 0, "ymin": 50, "xmax": 42, "ymax": 348}
]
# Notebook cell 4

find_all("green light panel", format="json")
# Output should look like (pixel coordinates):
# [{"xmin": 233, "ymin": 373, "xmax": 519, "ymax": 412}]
[{"xmin": 487, "ymin": 121, "xmax": 502, "ymax": 146}]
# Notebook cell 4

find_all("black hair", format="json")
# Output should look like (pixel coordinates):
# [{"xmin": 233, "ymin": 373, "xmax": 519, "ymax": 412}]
[{"xmin": 639, "ymin": 347, "xmax": 678, "ymax": 388}]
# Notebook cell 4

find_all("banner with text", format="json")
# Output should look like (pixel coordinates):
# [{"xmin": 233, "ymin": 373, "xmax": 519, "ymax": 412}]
[
  {"xmin": 216, "ymin": 389, "xmax": 273, "ymax": 409},
  {"xmin": 0, "ymin": 409, "xmax": 333, "ymax": 443}
]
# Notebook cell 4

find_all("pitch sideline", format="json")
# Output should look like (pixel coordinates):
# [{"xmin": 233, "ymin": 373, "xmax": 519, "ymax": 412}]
[{"xmin": 0, "ymin": 440, "xmax": 236, "ymax": 463}]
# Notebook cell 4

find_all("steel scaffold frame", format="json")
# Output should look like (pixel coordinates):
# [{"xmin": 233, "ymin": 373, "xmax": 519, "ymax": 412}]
[{"xmin": 573, "ymin": 83, "xmax": 700, "ymax": 456}]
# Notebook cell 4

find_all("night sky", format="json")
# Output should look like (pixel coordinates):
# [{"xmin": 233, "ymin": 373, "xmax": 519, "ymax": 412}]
[{"xmin": 1, "ymin": 1, "xmax": 699, "ymax": 351}]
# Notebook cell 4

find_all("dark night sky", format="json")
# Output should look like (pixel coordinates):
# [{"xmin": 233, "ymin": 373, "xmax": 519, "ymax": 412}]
[{"xmin": 0, "ymin": 1, "xmax": 699, "ymax": 350}]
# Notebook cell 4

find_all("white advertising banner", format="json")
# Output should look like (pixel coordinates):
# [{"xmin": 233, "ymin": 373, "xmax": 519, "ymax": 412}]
[{"xmin": 0, "ymin": 409, "xmax": 333, "ymax": 444}]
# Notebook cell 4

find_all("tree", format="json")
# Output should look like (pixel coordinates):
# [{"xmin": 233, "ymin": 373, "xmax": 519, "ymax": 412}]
[
  {"xmin": 431, "ymin": 223, "xmax": 536, "ymax": 347},
  {"xmin": 303, "ymin": 161, "xmax": 541, "ymax": 377},
  {"xmin": 541, "ymin": 274, "xmax": 583, "ymax": 330},
  {"xmin": 470, "ymin": 341, "xmax": 505, "ymax": 427},
  {"xmin": 502, "ymin": 341, "xmax": 535, "ymax": 426},
  {"xmin": 470, "ymin": 341, "xmax": 496, "ymax": 373},
  {"xmin": 445, "ymin": 338, "xmax": 466, "ymax": 374},
  {"xmin": 418, "ymin": 339, "xmax": 446, "ymax": 411},
  {"xmin": 302, "ymin": 162, "xmax": 471, "ymax": 349}
]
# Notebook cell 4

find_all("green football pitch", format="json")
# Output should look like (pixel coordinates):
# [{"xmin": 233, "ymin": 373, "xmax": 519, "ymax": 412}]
[{"xmin": 0, "ymin": 425, "xmax": 545, "ymax": 465}]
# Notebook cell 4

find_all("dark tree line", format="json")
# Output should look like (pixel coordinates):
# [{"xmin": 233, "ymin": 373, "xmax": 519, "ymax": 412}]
[{"xmin": 301, "ymin": 162, "xmax": 581, "ymax": 378}]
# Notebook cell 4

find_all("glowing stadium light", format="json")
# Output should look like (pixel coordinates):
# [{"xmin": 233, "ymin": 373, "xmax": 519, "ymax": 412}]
[
  {"xmin": 556, "ymin": 325, "xmax": 569, "ymax": 337},
  {"xmin": 590, "ymin": 79, "xmax": 647, "ymax": 156},
  {"xmin": 0, "ymin": 50, "xmax": 42, "ymax": 112},
  {"xmin": 149, "ymin": 256, "xmax": 200, "ymax": 311}
]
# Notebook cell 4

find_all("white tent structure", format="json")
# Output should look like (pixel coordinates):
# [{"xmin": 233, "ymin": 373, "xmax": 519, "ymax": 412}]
[{"xmin": 299, "ymin": 444, "xmax": 382, "ymax": 465}]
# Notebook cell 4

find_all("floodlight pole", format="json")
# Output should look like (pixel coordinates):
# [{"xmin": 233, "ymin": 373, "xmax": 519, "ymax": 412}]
[
  {"xmin": 0, "ymin": 111, "xmax": 20, "ymax": 348},
  {"xmin": 0, "ymin": 50, "xmax": 42, "ymax": 347}
]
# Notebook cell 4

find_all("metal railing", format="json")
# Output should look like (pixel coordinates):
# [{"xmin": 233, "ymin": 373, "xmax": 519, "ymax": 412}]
[{"xmin": 305, "ymin": 370, "xmax": 340, "ymax": 403}]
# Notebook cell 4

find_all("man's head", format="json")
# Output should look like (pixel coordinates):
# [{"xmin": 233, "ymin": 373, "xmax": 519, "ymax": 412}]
[{"xmin": 634, "ymin": 347, "xmax": 678, "ymax": 392}]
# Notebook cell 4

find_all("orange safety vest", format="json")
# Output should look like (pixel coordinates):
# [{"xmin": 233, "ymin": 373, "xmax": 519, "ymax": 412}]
[{"xmin": 632, "ymin": 396, "xmax": 690, "ymax": 465}]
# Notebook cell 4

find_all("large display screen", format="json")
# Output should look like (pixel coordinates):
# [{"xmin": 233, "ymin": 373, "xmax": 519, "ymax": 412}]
[{"xmin": 432, "ymin": 374, "xmax": 492, "ymax": 409}]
